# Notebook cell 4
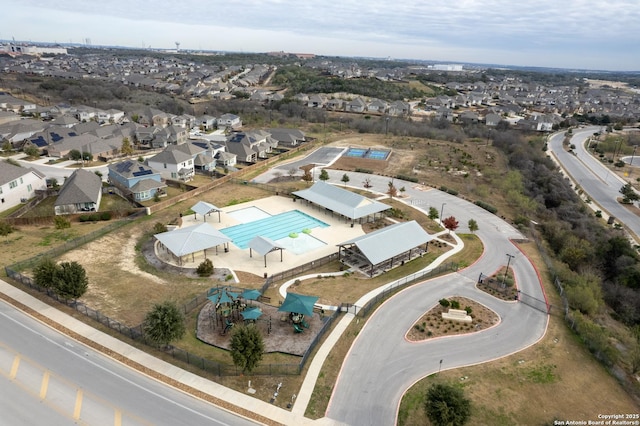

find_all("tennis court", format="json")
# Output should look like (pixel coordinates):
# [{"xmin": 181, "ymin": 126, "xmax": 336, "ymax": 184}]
[{"xmin": 343, "ymin": 147, "xmax": 391, "ymax": 160}]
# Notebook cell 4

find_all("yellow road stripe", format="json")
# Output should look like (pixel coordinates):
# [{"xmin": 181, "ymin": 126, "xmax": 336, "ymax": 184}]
[
  {"xmin": 114, "ymin": 409, "xmax": 122, "ymax": 426},
  {"xmin": 9, "ymin": 355, "xmax": 20, "ymax": 379},
  {"xmin": 39, "ymin": 371, "xmax": 50, "ymax": 399},
  {"xmin": 73, "ymin": 389, "xmax": 83, "ymax": 420}
]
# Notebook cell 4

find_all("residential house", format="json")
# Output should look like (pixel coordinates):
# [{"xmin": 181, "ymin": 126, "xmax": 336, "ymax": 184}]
[
  {"xmin": 388, "ymin": 101, "xmax": 411, "ymax": 117},
  {"xmin": 146, "ymin": 146, "xmax": 195, "ymax": 181},
  {"xmin": 217, "ymin": 113, "xmax": 242, "ymax": 130},
  {"xmin": 0, "ymin": 111, "xmax": 23, "ymax": 126},
  {"xmin": 97, "ymin": 109, "xmax": 125, "ymax": 124},
  {"xmin": 0, "ymin": 160, "xmax": 47, "ymax": 212},
  {"xmin": 459, "ymin": 111, "xmax": 479, "ymax": 124},
  {"xmin": 346, "ymin": 97, "xmax": 367, "ymax": 113},
  {"xmin": 54, "ymin": 168, "xmax": 102, "ymax": 215},
  {"xmin": 197, "ymin": 115, "xmax": 217, "ymax": 131},
  {"xmin": 326, "ymin": 98, "xmax": 344, "ymax": 111},
  {"xmin": 367, "ymin": 99, "xmax": 388, "ymax": 114},
  {"xmin": 307, "ymin": 94, "xmax": 326, "ymax": 108},
  {"xmin": 20, "ymin": 127, "xmax": 78, "ymax": 153},
  {"xmin": 108, "ymin": 160, "xmax": 166, "ymax": 202},
  {"xmin": 484, "ymin": 113, "xmax": 503, "ymax": 127},
  {"xmin": 267, "ymin": 128, "xmax": 306, "ymax": 147},
  {"xmin": 224, "ymin": 130, "xmax": 275, "ymax": 163},
  {"xmin": 51, "ymin": 114, "xmax": 79, "ymax": 128}
]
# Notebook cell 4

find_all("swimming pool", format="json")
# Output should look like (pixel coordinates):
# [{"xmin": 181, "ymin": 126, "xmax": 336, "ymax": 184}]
[
  {"xmin": 344, "ymin": 147, "xmax": 390, "ymax": 160},
  {"xmin": 221, "ymin": 210, "xmax": 329, "ymax": 249},
  {"xmin": 226, "ymin": 206, "xmax": 271, "ymax": 223}
]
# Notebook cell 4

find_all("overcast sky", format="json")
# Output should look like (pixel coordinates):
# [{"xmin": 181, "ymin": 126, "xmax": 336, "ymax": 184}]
[{"xmin": 2, "ymin": 0, "xmax": 639, "ymax": 71}]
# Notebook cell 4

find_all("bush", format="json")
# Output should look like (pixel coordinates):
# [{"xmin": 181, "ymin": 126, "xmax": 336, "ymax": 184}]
[
  {"xmin": 450, "ymin": 300, "xmax": 460, "ymax": 309},
  {"xmin": 355, "ymin": 168, "xmax": 373, "ymax": 174},
  {"xmin": 446, "ymin": 188, "xmax": 459, "ymax": 196},
  {"xmin": 474, "ymin": 200, "xmax": 498, "ymax": 214},
  {"xmin": 439, "ymin": 298, "xmax": 450, "ymax": 307},
  {"xmin": 395, "ymin": 174, "xmax": 418, "ymax": 183},
  {"xmin": 196, "ymin": 258, "xmax": 214, "ymax": 277},
  {"xmin": 100, "ymin": 211, "xmax": 111, "ymax": 221},
  {"xmin": 54, "ymin": 216, "xmax": 71, "ymax": 229},
  {"xmin": 153, "ymin": 222, "xmax": 168, "ymax": 234}
]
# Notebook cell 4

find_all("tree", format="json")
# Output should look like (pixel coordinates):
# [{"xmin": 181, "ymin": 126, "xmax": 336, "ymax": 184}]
[
  {"xmin": 69, "ymin": 149, "xmax": 82, "ymax": 162},
  {"xmin": 0, "ymin": 220, "xmax": 13, "ymax": 238},
  {"xmin": 53, "ymin": 261, "xmax": 89, "ymax": 300},
  {"xmin": 153, "ymin": 222, "xmax": 168, "ymax": 234},
  {"xmin": 230, "ymin": 324, "xmax": 264, "ymax": 374},
  {"xmin": 424, "ymin": 383, "xmax": 471, "ymax": 426},
  {"xmin": 121, "ymin": 137, "xmax": 134, "ymax": 156},
  {"xmin": 288, "ymin": 167, "xmax": 297, "ymax": 178},
  {"xmin": 319, "ymin": 169, "xmax": 330, "ymax": 181},
  {"xmin": 387, "ymin": 180, "xmax": 398, "ymax": 198},
  {"xmin": 428, "ymin": 207, "xmax": 439, "ymax": 220},
  {"xmin": 144, "ymin": 301, "xmax": 186, "ymax": 348},
  {"xmin": 620, "ymin": 183, "xmax": 639, "ymax": 204},
  {"xmin": 363, "ymin": 178, "xmax": 372, "ymax": 188},
  {"xmin": 54, "ymin": 215, "xmax": 71, "ymax": 229},
  {"xmin": 24, "ymin": 146, "xmax": 40, "ymax": 158},
  {"xmin": 82, "ymin": 152, "xmax": 93, "ymax": 162},
  {"xmin": 468, "ymin": 219, "xmax": 479, "ymax": 233},
  {"xmin": 2, "ymin": 140, "xmax": 13, "ymax": 152},
  {"xmin": 442, "ymin": 216, "xmax": 459, "ymax": 234},
  {"xmin": 341, "ymin": 173, "xmax": 350, "ymax": 187},
  {"xmin": 33, "ymin": 258, "xmax": 58, "ymax": 289}
]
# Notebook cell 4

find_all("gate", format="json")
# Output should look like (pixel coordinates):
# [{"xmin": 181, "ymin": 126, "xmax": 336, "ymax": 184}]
[{"xmin": 518, "ymin": 291, "xmax": 551, "ymax": 314}]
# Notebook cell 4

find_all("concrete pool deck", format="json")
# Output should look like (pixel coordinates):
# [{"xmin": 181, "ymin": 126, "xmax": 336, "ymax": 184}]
[{"xmin": 157, "ymin": 195, "xmax": 367, "ymax": 279}]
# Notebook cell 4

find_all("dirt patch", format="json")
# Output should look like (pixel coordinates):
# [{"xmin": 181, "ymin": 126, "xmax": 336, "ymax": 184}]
[
  {"xmin": 406, "ymin": 296, "xmax": 499, "ymax": 341},
  {"xmin": 477, "ymin": 267, "xmax": 518, "ymax": 301}
]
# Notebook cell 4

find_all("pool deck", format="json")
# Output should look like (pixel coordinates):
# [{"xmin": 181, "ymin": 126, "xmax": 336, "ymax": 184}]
[{"xmin": 158, "ymin": 195, "xmax": 367, "ymax": 277}]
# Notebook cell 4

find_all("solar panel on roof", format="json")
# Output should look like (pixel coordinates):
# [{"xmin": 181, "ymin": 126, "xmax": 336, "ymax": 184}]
[
  {"xmin": 50, "ymin": 132, "xmax": 62, "ymax": 142},
  {"xmin": 132, "ymin": 169, "xmax": 152, "ymax": 177}
]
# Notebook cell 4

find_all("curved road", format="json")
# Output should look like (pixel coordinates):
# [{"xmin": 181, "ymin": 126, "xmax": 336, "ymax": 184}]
[
  {"xmin": 0, "ymin": 298, "xmax": 259, "ymax": 426},
  {"xmin": 318, "ymin": 170, "xmax": 549, "ymax": 425},
  {"xmin": 547, "ymin": 126, "xmax": 640, "ymax": 241}
]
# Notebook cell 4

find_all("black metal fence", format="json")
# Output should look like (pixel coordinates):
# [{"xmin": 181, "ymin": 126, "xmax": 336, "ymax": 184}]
[{"xmin": 260, "ymin": 253, "xmax": 340, "ymax": 295}]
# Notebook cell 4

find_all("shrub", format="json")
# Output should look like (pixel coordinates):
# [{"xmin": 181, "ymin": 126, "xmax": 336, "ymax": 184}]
[
  {"xmin": 465, "ymin": 306, "xmax": 472, "ymax": 315},
  {"xmin": 54, "ymin": 216, "xmax": 71, "ymax": 230},
  {"xmin": 100, "ymin": 211, "xmax": 111, "ymax": 221},
  {"xmin": 153, "ymin": 222, "xmax": 168, "ymax": 234},
  {"xmin": 450, "ymin": 300, "xmax": 460, "ymax": 309},
  {"xmin": 196, "ymin": 258, "xmax": 214, "ymax": 277},
  {"xmin": 395, "ymin": 174, "xmax": 418, "ymax": 183},
  {"xmin": 475, "ymin": 200, "xmax": 498, "ymax": 214},
  {"xmin": 439, "ymin": 298, "xmax": 450, "ymax": 307},
  {"xmin": 446, "ymin": 188, "xmax": 459, "ymax": 196},
  {"xmin": 225, "ymin": 274, "xmax": 233, "ymax": 281},
  {"xmin": 355, "ymin": 168, "xmax": 373, "ymax": 174}
]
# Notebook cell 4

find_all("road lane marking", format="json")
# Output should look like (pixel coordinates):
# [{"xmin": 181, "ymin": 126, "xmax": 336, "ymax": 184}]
[
  {"xmin": 39, "ymin": 370, "xmax": 50, "ymax": 399},
  {"xmin": 9, "ymin": 355, "xmax": 20, "ymax": 379},
  {"xmin": 73, "ymin": 389, "xmax": 83, "ymax": 420}
]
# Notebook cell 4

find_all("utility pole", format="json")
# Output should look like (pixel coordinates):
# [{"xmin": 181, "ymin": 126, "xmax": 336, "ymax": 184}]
[{"xmin": 440, "ymin": 202, "xmax": 446, "ymax": 225}]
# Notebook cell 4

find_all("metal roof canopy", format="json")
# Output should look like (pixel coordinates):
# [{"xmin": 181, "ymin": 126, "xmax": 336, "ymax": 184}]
[
  {"xmin": 248, "ymin": 235, "xmax": 285, "ymax": 267},
  {"xmin": 155, "ymin": 222, "xmax": 231, "ymax": 258},
  {"xmin": 191, "ymin": 201, "xmax": 222, "ymax": 222},
  {"xmin": 292, "ymin": 181, "xmax": 390, "ymax": 220},
  {"xmin": 338, "ymin": 220, "xmax": 433, "ymax": 266}
]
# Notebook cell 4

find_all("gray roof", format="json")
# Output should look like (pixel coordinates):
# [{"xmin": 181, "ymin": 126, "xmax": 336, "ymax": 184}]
[
  {"xmin": 0, "ymin": 161, "xmax": 44, "ymax": 185},
  {"xmin": 54, "ymin": 168, "xmax": 102, "ymax": 206},
  {"xmin": 108, "ymin": 160, "xmax": 160, "ymax": 179},
  {"xmin": 130, "ymin": 179, "xmax": 166, "ymax": 193},
  {"xmin": 293, "ymin": 181, "xmax": 390, "ymax": 220},
  {"xmin": 248, "ymin": 236, "xmax": 285, "ymax": 256},
  {"xmin": 148, "ymin": 148, "xmax": 192, "ymax": 165},
  {"xmin": 155, "ymin": 222, "xmax": 231, "ymax": 257},
  {"xmin": 338, "ymin": 220, "xmax": 433, "ymax": 265},
  {"xmin": 191, "ymin": 201, "xmax": 220, "ymax": 217}
]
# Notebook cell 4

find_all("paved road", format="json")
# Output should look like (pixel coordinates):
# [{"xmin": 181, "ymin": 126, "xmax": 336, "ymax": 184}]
[
  {"xmin": 0, "ymin": 298, "xmax": 259, "ymax": 426},
  {"xmin": 317, "ymin": 171, "xmax": 549, "ymax": 425},
  {"xmin": 547, "ymin": 127, "xmax": 640, "ymax": 241}
]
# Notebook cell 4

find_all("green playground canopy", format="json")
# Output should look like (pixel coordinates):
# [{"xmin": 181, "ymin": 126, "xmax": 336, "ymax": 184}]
[
  {"xmin": 278, "ymin": 292, "xmax": 319, "ymax": 317},
  {"xmin": 240, "ymin": 307, "xmax": 263, "ymax": 321}
]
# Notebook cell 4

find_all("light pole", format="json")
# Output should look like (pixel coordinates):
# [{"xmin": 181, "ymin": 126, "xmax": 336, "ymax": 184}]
[
  {"xmin": 502, "ymin": 254, "xmax": 515, "ymax": 288},
  {"xmin": 440, "ymin": 202, "xmax": 446, "ymax": 225}
]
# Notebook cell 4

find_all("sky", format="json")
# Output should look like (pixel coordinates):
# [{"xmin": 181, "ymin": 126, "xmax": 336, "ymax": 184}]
[{"xmin": 2, "ymin": 0, "xmax": 639, "ymax": 71}]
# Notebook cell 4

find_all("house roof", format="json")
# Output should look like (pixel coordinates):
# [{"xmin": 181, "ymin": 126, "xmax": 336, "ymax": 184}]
[
  {"xmin": 0, "ymin": 161, "xmax": 44, "ymax": 185},
  {"xmin": 109, "ymin": 160, "xmax": 160, "ymax": 179},
  {"xmin": 293, "ymin": 181, "xmax": 390, "ymax": 220},
  {"xmin": 54, "ymin": 168, "xmax": 102, "ymax": 206},
  {"xmin": 191, "ymin": 201, "xmax": 221, "ymax": 218},
  {"xmin": 155, "ymin": 223, "xmax": 231, "ymax": 257},
  {"xmin": 148, "ymin": 148, "xmax": 192, "ymax": 165},
  {"xmin": 130, "ymin": 178, "xmax": 166, "ymax": 193},
  {"xmin": 338, "ymin": 220, "xmax": 433, "ymax": 265}
]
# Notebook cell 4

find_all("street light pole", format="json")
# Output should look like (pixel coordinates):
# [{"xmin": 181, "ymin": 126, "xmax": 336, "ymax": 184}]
[
  {"xmin": 440, "ymin": 202, "xmax": 446, "ymax": 225},
  {"xmin": 502, "ymin": 254, "xmax": 515, "ymax": 288}
]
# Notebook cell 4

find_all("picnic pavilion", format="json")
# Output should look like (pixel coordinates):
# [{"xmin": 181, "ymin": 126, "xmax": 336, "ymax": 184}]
[
  {"xmin": 337, "ymin": 220, "xmax": 433, "ymax": 277},
  {"xmin": 292, "ymin": 181, "xmax": 390, "ymax": 225},
  {"xmin": 191, "ymin": 200, "xmax": 222, "ymax": 222},
  {"xmin": 154, "ymin": 222, "xmax": 232, "ymax": 265},
  {"xmin": 248, "ymin": 235, "xmax": 286, "ymax": 267}
]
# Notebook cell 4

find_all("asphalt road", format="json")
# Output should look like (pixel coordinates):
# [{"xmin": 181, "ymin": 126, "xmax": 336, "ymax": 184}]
[
  {"xmin": 321, "ymin": 171, "xmax": 549, "ymax": 425},
  {"xmin": 0, "ymin": 298, "xmax": 258, "ymax": 426},
  {"xmin": 547, "ymin": 126, "xmax": 640, "ymax": 241}
]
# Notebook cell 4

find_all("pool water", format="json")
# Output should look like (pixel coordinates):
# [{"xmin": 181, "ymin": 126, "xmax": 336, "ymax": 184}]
[
  {"xmin": 221, "ymin": 210, "xmax": 329, "ymax": 249},
  {"xmin": 226, "ymin": 206, "xmax": 271, "ymax": 223}
]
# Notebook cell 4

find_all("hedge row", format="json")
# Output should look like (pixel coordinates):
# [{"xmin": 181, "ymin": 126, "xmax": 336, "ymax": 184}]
[
  {"xmin": 474, "ymin": 200, "xmax": 498, "ymax": 214},
  {"xmin": 79, "ymin": 212, "xmax": 112, "ymax": 222},
  {"xmin": 439, "ymin": 186, "xmax": 459, "ymax": 196}
]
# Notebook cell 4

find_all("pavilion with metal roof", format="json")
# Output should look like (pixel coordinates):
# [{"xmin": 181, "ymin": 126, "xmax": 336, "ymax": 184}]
[
  {"xmin": 248, "ymin": 235, "xmax": 286, "ymax": 267},
  {"xmin": 191, "ymin": 201, "xmax": 222, "ymax": 222},
  {"xmin": 292, "ymin": 181, "xmax": 390, "ymax": 224},
  {"xmin": 337, "ymin": 220, "xmax": 433, "ymax": 277},
  {"xmin": 154, "ymin": 222, "xmax": 232, "ymax": 265}
]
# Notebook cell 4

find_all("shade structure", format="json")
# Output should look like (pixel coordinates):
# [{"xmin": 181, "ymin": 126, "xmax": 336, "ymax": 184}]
[
  {"xmin": 207, "ymin": 287, "xmax": 238, "ymax": 305},
  {"xmin": 278, "ymin": 292, "xmax": 319, "ymax": 317},
  {"xmin": 240, "ymin": 307, "xmax": 263, "ymax": 321},
  {"xmin": 191, "ymin": 201, "xmax": 221, "ymax": 221},
  {"xmin": 241, "ymin": 289, "xmax": 261, "ymax": 301},
  {"xmin": 155, "ymin": 222, "xmax": 231, "ymax": 258}
]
